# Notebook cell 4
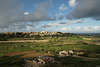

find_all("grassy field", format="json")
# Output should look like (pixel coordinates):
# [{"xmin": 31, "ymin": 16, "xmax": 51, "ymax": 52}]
[
  {"xmin": 44, "ymin": 56, "xmax": 100, "ymax": 67},
  {"xmin": 0, "ymin": 34, "xmax": 100, "ymax": 67}
]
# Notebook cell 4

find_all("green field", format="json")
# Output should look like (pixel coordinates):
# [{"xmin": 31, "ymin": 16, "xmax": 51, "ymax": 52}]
[{"xmin": 0, "ymin": 34, "xmax": 100, "ymax": 67}]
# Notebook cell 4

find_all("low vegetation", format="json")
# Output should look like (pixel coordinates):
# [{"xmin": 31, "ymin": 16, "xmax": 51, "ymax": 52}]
[{"xmin": 0, "ymin": 32, "xmax": 100, "ymax": 67}]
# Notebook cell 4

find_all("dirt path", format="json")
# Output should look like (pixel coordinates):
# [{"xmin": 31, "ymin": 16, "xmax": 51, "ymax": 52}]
[{"xmin": 0, "ymin": 40, "xmax": 49, "ymax": 43}]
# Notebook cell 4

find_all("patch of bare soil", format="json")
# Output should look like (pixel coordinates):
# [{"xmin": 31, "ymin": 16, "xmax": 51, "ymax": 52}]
[
  {"xmin": 4, "ymin": 51, "xmax": 53, "ymax": 58},
  {"xmin": 96, "ymin": 44, "xmax": 100, "ymax": 45},
  {"xmin": 0, "ymin": 40, "xmax": 49, "ymax": 43},
  {"xmin": 5, "ymin": 51, "xmax": 36, "ymax": 56}
]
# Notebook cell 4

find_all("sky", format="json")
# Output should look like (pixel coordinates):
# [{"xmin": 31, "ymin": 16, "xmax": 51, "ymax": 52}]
[{"xmin": 0, "ymin": 0, "xmax": 100, "ymax": 33}]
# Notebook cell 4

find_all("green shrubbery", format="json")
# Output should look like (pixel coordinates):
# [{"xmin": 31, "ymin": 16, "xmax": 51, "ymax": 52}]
[{"xmin": 44, "ymin": 56, "xmax": 99, "ymax": 67}]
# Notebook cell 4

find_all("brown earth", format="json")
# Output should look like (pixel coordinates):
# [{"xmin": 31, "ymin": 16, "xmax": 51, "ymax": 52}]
[
  {"xmin": 5, "ymin": 51, "xmax": 36, "ymax": 56},
  {"xmin": 0, "ymin": 40, "xmax": 49, "ymax": 43},
  {"xmin": 96, "ymin": 44, "xmax": 100, "ymax": 45},
  {"xmin": 4, "ymin": 51, "xmax": 53, "ymax": 58}
]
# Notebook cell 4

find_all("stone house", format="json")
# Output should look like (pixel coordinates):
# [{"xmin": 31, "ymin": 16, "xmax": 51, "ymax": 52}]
[
  {"xmin": 23, "ymin": 55, "xmax": 54, "ymax": 67},
  {"xmin": 59, "ymin": 50, "xmax": 74, "ymax": 56},
  {"xmin": 59, "ymin": 50, "xmax": 84, "ymax": 57}
]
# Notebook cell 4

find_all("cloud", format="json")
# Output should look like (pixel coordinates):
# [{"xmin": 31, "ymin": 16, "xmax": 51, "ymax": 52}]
[
  {"xmin": 41, "ymin": 22, "xmax": 59, "ymax": 28},
  {"xmin": 68, "ymin": 0, "xmax": 76, "ymax": 7},
  {"xmin": 9, "ymin": 22, "xmax": 39, "ymax": 29},
  {"xmin": 41, "ymin": 23, "xmax": 53, "ymax": 28},
  {"xmin": 23, "ymin": 2, "xmax": 56, "ymax": 22},
  {"xmin": 0, "ymin": 0, "xmax": 24, "ymax": 28},
  {"xmin": 60, "ymin": 26, "xmax": 100, "ymax": 32},
  {"xmin": 93, "ymin": 26, "xmax": 100, "ymax": 30},
  {"xmin": 41, "ymin": 19, "xmax": 86, "ymax": 28},
  {"xmin": 33, "ymin": 3, "xmax": 38, "ymax": 8},
  {"xmin": 0, "ymin": 25, "xmax": 43, "ymax": 33},
  {"xmin": 67, "ymin": 0, "xmax": 100, "ymax": 20},
  {"xmin": 58, "ymin": 14, "xmax": 64, "ymax": 20},
  {"xmin": 59, "ymin": 4, "xmax": 68, "ymax": 10},
  {"xmin": 0, "ymin": 1, "xmax": 57, "ymax": 29},
  {"xmin": 24, "ymin": 12, "xmax": 29, "ymax": 15}
]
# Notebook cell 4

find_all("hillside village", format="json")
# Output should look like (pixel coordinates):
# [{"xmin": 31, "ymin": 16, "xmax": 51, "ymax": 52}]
[
  {"xmin": 0, "ymin": 31, "xmax": 75, "ymax": 41},
  {"xmin": 0, "ymin": 31, "xmax": 73, "ymax": 36}
]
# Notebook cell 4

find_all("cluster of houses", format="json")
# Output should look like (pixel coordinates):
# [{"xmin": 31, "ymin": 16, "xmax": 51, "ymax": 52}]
[
  {"xmin": 2, "ymin": 31, "xmax": 62, "ymax": 36},
  {"xmin": 28, "ymin": 31, "xmax": 63, "ymax": 36},
  {"xmin": 59, "ymin": 50, "xmax": 84, "ymax": 57},
  {"xmin": 23, "ymin": 50, "xmax": 84, "ymax": 67},
  {"xmin": 1, "ymin": 31, "xmax": 69, "ymax": 37},
  {"xmin": 23, "ymin": 55, "xmax": 54, "ymax": 67}
]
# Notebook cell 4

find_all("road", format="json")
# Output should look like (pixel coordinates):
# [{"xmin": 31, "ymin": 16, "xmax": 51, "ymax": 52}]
[{"xmin": 0, "ymin": 40, "xmax": 49, "ymax": 43}]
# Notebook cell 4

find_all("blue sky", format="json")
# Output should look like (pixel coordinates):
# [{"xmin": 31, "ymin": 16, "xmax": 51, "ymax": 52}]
[{"xmin": 0, "ymin": 0, "xmax": 100, "ymax": 33}]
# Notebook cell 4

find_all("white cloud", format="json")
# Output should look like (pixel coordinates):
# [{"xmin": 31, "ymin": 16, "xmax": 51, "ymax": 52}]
[
  {"xmin": 61, "ymin": 27, "xmax": 69, "ymax": 31},
  {"xmin": 41, "ymin": 19, "xmax": 87, "ymax": 28},
  {"xmin": 93, "ymin": 26, "xmax": 100, "ymax": 30},
  {"xmin": 60, "ymin": 26, "xmax": 100, "ymax": 33},
  {"xmin": 59, "ymin": 4, "xmax": 68, "ymax": 10},
  {"xmin": 41, "ymin": 22, "xmax": 59, "ymax": 28},
  {"xmin": 68, "ymin": 0, "xmax": 76, "ymax": 7},
  {"xmin": 0, "ymin": 24, "xmax": 43, "ymax": 33},
  {"xmin": 24, "ymin": 12, "xmax": 29, "ymax": 15},
  {"xmin": 0, "ymin": 1, "xmax": 57, "ymax": 29}
]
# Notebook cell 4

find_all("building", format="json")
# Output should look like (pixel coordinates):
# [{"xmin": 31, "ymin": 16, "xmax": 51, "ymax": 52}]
[
  {"xmin": 59, "ymin": 50, "xmax": 84, "ymax": 57},
  {"xmin": 23, "ymin": 55, "xmax": 54, "ymax": 67},
  {"xmin": 59, "ymin": 50, "xmax": 69, "ymax": 56},
  {"xmin": 38, "ymin": 55, "xmax": 54, "ymax": 63}
]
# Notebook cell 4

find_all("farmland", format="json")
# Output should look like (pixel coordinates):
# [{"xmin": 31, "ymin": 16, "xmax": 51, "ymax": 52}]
[{"xmin": 0, "ymin": 32, "xmax": 100, "ymax": 67}]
